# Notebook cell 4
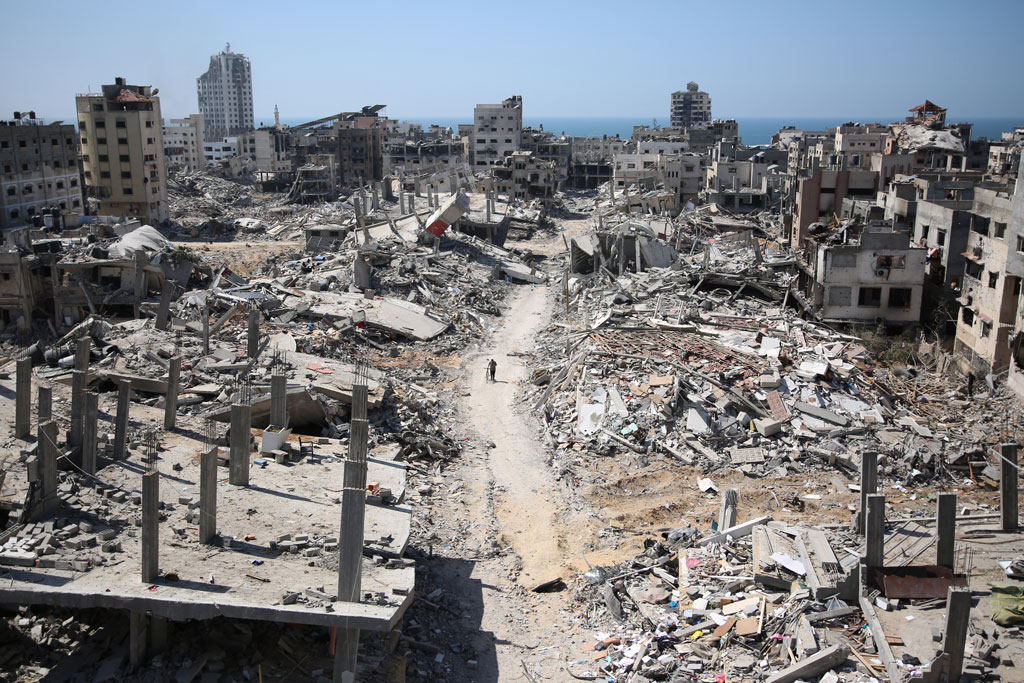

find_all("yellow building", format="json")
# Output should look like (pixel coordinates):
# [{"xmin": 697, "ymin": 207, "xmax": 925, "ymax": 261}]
[{"xmin": 76, "ymin": 77, "xmax": 168, "ymax": 223}]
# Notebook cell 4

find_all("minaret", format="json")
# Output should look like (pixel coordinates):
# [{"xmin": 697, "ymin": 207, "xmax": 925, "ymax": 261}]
[{"xmin": 274, "ymin": 105, "xmax": 280, "ymax": 129}]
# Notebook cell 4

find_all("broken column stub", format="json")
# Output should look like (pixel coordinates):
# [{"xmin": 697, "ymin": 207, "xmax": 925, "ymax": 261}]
[
  {"xmin": 247, "ymin": 308, "xmax": 260, "ymax": 359},
  {"xmin": 164, "ymin": 356, "xmax": 180, "ymax": 432},
  {"xmin": 15, "ymin": 356, "xmax": 31, "ymax": 439},
  {"xmin": 113, "ymin": 380, "xmax": 132, "ymax": 461}
]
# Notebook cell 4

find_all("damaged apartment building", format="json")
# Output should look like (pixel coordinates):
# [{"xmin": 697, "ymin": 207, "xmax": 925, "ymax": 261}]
[
  {"xmin": 792, "ymin": 222, "xmax": 927, "ymax": 326},
  {"xmin": 1, "ymin": 112, "xmax": 84, "ymax": 229}
]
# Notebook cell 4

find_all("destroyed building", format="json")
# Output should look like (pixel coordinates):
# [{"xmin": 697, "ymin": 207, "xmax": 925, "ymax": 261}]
[
  {"xmin": 162, "ymin": 114, "xmax": 206, "ymax": 174},
  {"xmin": 793, "ymin": 222, "xmax": 926, "ymax": 326},
  {"xmin": 492, "ymin": 150, "xmax": 557, "ymax": 202}
]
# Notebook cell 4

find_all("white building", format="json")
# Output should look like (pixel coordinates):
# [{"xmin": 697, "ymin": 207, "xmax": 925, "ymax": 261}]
[
  {"xmin": 197, "ymin": 44, "xmax": 254, "ymax": 141},
  {"xmin": 670, "ymin": 82, "xmax": 711, "ymax": 129},
  {"xmin": 203, "ymin": 137, "xmax": 238, "ymax": 164},
  {"xmin": 472, "ymin": 96, "xmax": 522, "ymax": 169},
  {"xmin": 163, "ymin": 114, "xmax": 205, "ymax": 173}
]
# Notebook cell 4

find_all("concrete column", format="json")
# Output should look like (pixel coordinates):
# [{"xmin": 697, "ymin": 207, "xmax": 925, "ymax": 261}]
[
  {"xmin": 129, "ymin": 612, "xmax": 148, "ymax": 669},
  {"xmin": 68, "ymin": 369, "xmax": 86, "ymax": 449},
  {"xmin": 936, "ymin": 492, "xmax": 957, "ymax": 569},
  {"xmin": 1001, "ymin": 443, "xmax": 1018, "ymax": 532},
  {"xmin": 335, "ymin": 382, "xmax": 368, "ymax": 681},
  {"xmin": 149, "ymin": 616, "xmax": 168, "ymax": 655},
  {"xmin": 156, "ymin": 280, "xmax": 174, "ymax": 330},
  {"xmin": 141, "ymin": 468, "xmax": 159, "ymax": 582},
  {"xmin": 333, "ymin": 630, "xmax": 359, "ymax": 683},
  {"xmin": 199, "ymin": 446, "xmax": 218, "ymax": 544},
  {"xmin": 113, "ymin": 380, "xmax": 132, "ymax": 461},
  {"xmin": 83, "ymin": 392, "xmax": 98, "ymax": 475},
  {"xmin": 941, "ymin": 587, "xmax": 972, "ymax": 683},
  {"xmin": 865, "ymin": 494, "xmax": 885, "ymax": 569},
  {"xmin": 133, "ymin": 251, "xmax": 147, "ymax": 318},
  {"xmin": 229, "ymin": 402, "xmax": 252, "ymax": 486},
  {"xmin": 15, "ymin": 356, "xmax": 31, "ymax": 439},
  {"xmin": 36, "ymin": 420, "xmax": 58, "ymax": 519},
  {"xmin": 163, "ymin": 356, "xmax": 180, "ymax": 432},
  {"xmin": 858, "ymin": 451, "xmax": 878, "ymax": 535},
  {"xmin": 399, "ymin": 192, "xmax": 405, "ymax": 214},
  {"xmin": 718, "ymin": 489, "xmax": 738, "ymax": 531},
  {"xmin": 74, "ymin": 336, "xmax": 91, "ymax": 372},
  {"xmin": 270, "ymin": 372, "xmax": 287, "ymax": 428},
  {"xmin": 371, "ymin": 184, "xmax": 380, "ymax": 210},
  {"xmin": 202, "ymin": 302, "xmax": 210, "ymax": 356},
  {"xmin": 37, "ymin": 385, "xmax": 52, "ymax": 424},
  {"xmin": 247, "ymin": 309, "xmax": 260, "ymax": 359},
  {"xmin": 408, "ymin": 193, "xmax": 415, "ymax": 211}
]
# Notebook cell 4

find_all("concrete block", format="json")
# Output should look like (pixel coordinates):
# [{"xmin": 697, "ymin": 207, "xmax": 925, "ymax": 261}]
[{"xmin": 754, "ymin": 418, "xmax": 784, "ymax": 437}]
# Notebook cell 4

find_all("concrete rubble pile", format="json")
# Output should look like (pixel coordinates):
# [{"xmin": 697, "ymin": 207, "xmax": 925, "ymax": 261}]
[
  {"xmin": 567, "ymin": 524, "xmax": 869, "ymax": 682},
  {"xmin": 530, "ymin": 219, "xmax": 1016, "ymax": 489}
]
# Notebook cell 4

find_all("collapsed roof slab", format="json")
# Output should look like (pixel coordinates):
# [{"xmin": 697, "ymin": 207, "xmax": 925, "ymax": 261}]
[{"xmin": 306, "ymin": 292, "xmax": 448, "ymax": 341}]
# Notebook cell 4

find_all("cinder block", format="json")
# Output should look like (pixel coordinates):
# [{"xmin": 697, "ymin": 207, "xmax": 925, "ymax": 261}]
[{"xmin": 754, "ymin": 418, "xmax": 784, "ymax": 437}]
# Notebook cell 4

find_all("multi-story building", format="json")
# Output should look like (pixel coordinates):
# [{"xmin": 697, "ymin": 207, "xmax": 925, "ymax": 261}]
[
  {"xmin": 1, "ymin": 112, "xmax": 83, "ymax": 229},
  {"xmin": 336, "ymin": 125, "xmax": 384, "ymax": 185},
  {"xmin": 953, "ymin": 184, "xmax": 1019, "ymax": 375},
  {"xmin": 162, "ymin": 114, "xmax": 205, "ymax": 173},
  {"xmin": 254, "ymin": 126, "xmax": 294, "ymax": 178},
  {"xmin": 669, "ymin": 82, "xmax": 711, "ymax": 129},
  {"xmin": 203, "ymin": 137, "xmax": 239, "ymax": 165},
  {"xmin": 77, "ymin": 78, "xmax": 168, "ymax": 223},
  {"xmin": 197, "ymin": 44, "xmax": 254, "ymax": 141},
  {"xmin": 472, "ymin": 96, "xmax": 522, "ymax": 169}
]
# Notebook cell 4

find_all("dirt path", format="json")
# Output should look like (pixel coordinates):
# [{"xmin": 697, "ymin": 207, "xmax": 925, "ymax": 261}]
[{"xmin": 462, "ymin": 284, "xmax": 594, "ymax": 586}]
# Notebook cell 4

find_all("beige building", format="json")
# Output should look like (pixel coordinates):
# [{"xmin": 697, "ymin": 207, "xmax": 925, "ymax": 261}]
[
  {"xmin": 163, "ymin": 114, "xmax": 205, "ymax": 173},
  {"xmin": 77, "ymin": 77, "xmax": 168, "ymax": 223},
  {"xmin": 472, "ymin": 96, "xmax": 522, "ymax": 169},
  {"xmin": 1, "ymin": 112, "xmax": 83, "ymax": 229}
]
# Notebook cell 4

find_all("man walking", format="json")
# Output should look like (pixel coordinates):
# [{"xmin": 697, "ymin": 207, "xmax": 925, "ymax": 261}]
[{"xmin": 487, "ymin": 358, "xmax": 497, "ymax": 383}]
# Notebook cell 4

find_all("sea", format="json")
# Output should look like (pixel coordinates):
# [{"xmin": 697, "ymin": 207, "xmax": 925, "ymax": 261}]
[{"xmin": 268, "ymin": 115, "xmax": 1023, "ymax": 146}]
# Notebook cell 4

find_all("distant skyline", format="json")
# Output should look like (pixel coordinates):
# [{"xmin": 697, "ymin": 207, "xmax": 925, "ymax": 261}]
[{"xmin": 1, "ymin": 0, "xmax": 1022, "ymax": 124}]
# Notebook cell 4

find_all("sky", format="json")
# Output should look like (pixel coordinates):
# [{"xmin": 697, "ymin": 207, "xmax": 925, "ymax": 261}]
[{"xmin": 1, "ymin": 0, "xmax": 1022, "ymax": 125}]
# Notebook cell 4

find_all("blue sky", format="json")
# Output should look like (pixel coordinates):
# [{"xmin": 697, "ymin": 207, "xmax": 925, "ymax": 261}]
[{"xmin": 1, "ymin": 0, "xmax": 1022, "ymax": 124}]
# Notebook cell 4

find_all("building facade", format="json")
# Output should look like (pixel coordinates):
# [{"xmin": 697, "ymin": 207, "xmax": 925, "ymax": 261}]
[
  {"xmin": 197, "ymin": 44, "xmax": 254, "ymax": 141},
  {"xmin": 163, "ymin": 114, "xmax": 205, "ymax": 173},
  {"xmin": 670, "ymin": 82, "xmax": 711, "ymax": 129},
  {"xmin": 77, "ymin": 78, "xmax": 168, "ymax": 223},
  {"xmin": 472, "ymin": 96, "xmax": 522, "ymax": 169},
  {"xmin": 1, "ymin": 113, "xmax": 83, "ymax": 229}
]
